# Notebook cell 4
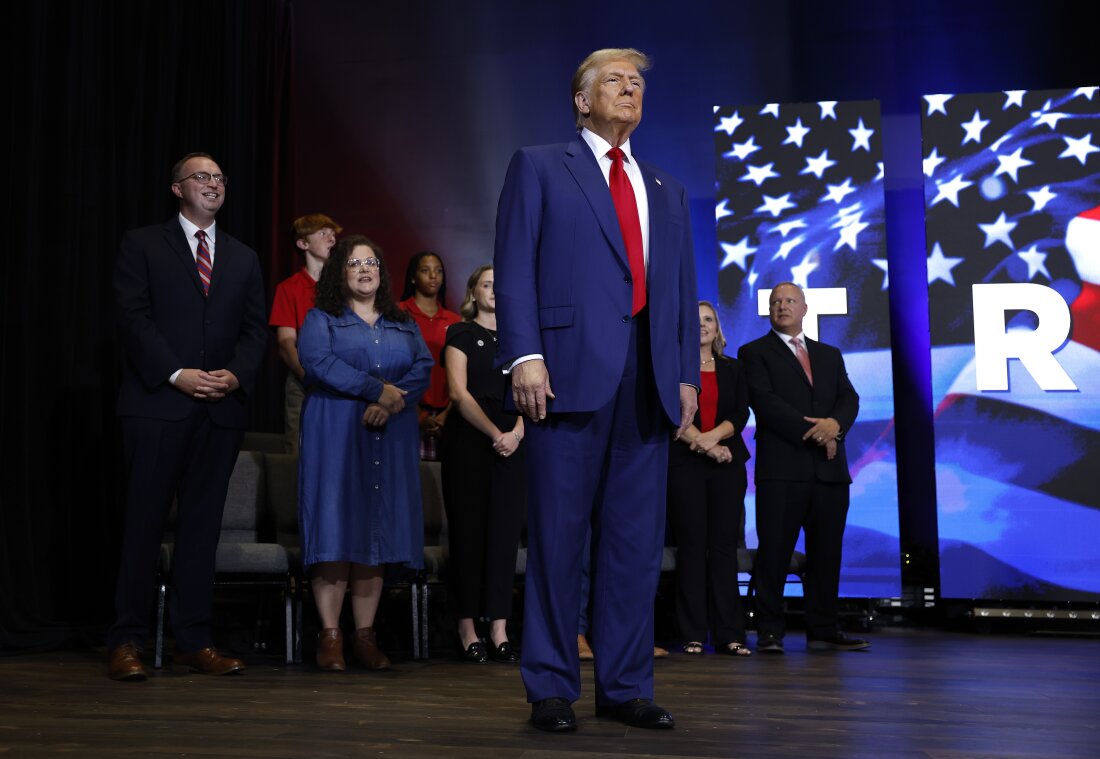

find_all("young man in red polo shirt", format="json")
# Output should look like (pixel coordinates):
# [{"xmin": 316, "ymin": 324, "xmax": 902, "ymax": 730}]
[{"xmin": 269, "ymin": 213, "xmax": 342, "ymax": 452}]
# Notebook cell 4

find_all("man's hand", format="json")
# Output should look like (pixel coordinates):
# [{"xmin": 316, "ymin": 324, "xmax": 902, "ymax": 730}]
[
  {"xmin": 206, "ymin": 369, "xmax": 239, "ymax": 393},
  {"xmin": 379, "ymin": 383, "xmax": 408, "ymax": 414},
  {"xmin": 173, "ymin": 368, "xmax": 233, "ymax": 400},
  {"xmin": 362, "ymin": 403, "xmax": 391, "ymax": 427},
  {"xmin": 511, "ymin": 359, "xmax": 554, "ymax": 422},
  {"xmin": 676, "ymin": 384, "xmax": 698, "ymax": 440},
  {"xmin": 802, "ymin": 416, "xmax": 840, "ymax": 445}
]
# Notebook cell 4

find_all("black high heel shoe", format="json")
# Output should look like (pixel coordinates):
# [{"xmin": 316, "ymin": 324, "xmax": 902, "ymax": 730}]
[
  {"xmin": 488, "ymin": 640, "xmax": 520, "ymax": 663},
  {"xmin": 462, "ymin": 639, "xmax": 489, "ymax": 663}
]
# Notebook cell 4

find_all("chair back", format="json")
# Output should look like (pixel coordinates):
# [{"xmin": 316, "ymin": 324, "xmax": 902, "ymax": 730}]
[
  {"xmin": 219, "ymin": 450, "xmax": 266, "ymax": 543},
  {"xmin": 420, "ymin": 460, "xmax": 448, "ymax": 579},
  {"xmin": 263, "ymin": 452, "xmax": 300, "ymax": 549}
]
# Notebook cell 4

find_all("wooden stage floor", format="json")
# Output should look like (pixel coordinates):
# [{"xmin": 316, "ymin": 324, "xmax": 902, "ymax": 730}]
[{"xmin": 1, "ymin": 628, "xmax": 1097, "ymax": 758}]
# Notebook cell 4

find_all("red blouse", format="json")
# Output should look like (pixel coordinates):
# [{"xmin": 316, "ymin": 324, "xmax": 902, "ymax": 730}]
[{"xmin": 698, "ymin": 371, "xmax": 718, "ymax": 432}]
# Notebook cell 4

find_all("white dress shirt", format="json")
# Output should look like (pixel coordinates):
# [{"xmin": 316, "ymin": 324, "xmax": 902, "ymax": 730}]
[
  {"xmin": 178, "ymin": 213, "xmax": 217, "ymax": 265},
  {"xmin": 774, "ymin": 329, "xmax": 808, "ymax": 355},
  {"xmin": 579, "ymin": 127, "xmax": 650, "ymax": 270}
]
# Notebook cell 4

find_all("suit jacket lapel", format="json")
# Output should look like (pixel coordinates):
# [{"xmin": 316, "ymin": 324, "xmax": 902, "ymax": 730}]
[
  {"xmin": 563, "ymin": 140, "xmax": 630, "ymax": 270},
  {"xmin": 639, "ymin": 161, "xmax": 666, "ymax": 281},
  {"xmin": 767, "ymin": 331, "xmax": 812, "ymax": 388},
  {"xmin": 206, "ymin": 232, "xmax": 231, "ymax": 298},
  {"xmin": 164, "ymin": 219, "xmax": 207, "ymax": 297}
]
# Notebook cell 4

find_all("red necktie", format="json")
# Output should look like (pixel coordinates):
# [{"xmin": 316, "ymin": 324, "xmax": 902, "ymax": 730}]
[
  {"xmin": 792, "ymin": 337, "xmax": 813, "ymax": 385},
  {"xmin": 607, "ymin": 147, "xmax": 646, "ymax": 316},
  {"xmin": 195, "ymin": 230, "xmax": 213, "ymax": 295}
]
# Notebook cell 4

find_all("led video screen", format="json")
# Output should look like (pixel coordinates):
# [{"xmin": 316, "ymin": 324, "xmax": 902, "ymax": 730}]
[
  {"xmin": 714, "ymin": 100, "xmax": 901, "ymax": 598},
  {"xmin": 923, "ymin": 86, "xmax": 1100, "ymax": 600}
]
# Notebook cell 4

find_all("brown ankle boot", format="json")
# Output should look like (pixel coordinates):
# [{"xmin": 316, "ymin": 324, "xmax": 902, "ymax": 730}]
[
  {"xmin": 316, "ymin": 628, "xmax": 346, "ymax": 671},
  {"xmin": 353, "ymin": 627, "xmax": 391, "ymax": 670}
]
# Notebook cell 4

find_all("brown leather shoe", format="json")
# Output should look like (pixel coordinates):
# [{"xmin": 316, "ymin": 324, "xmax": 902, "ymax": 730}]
[
  {"xmin": 173, "ymin": 647, "xmax": 245, "ymax": 675},
  {"xmin": 316, "ymin": 628, "xmax": 346, "ymax": 671},
  {"xmin": 352, "ymin": 627, "xmax": 391, "ymax": 670},
  {"xmin": 108, "ymin": 643, "xmax": 147, "ymax": 681},
  {"xmin": 578, "ymin": 634, "xmax": 594, "ymax": 661},
  {"xmin": 653, "ymin": 645, "xmax": 670, "ymax": 659}
]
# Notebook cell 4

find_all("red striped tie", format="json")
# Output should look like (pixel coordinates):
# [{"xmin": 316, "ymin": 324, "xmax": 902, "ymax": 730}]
[
  {"xmin": 607, "ymin": 147, "xmax": 646, "ymax": 316},
  {"xmin": 195, "ymin": 230, "xmax": 213, "ymax": 295}
]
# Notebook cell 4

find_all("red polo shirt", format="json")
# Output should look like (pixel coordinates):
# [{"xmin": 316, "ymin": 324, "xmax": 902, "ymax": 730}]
[
  {"xmin": 399, "ymin": 297, "xmax": 461, "ymax": 408},
  {"xmin": 269, "ymin": 269, "xmax": 317, "ymax": 331}
]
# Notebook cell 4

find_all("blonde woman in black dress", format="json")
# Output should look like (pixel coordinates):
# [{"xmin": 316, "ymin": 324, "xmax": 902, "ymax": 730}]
[{"xmin": 440, "ymin": 265, "xmax": 526, "ymax": 663}]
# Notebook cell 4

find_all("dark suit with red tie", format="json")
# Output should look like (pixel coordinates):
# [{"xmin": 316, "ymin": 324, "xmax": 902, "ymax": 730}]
[
  {"xmin": 494, "ymin": 136, "xmax": 698, "ymax": 707},
  {"xmin": 108, "ymin": 216, "xmax": 267, "ymax": 653},
  {"xmin": 737, "ymin": 330, "xmax": 859, "ymax": 641}
]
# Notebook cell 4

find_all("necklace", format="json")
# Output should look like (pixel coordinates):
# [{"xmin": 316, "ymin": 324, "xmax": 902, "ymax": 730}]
[
  {"xmin": 701, "ymin": 357, "xmax": 715, "ymax": 367},
  {"xmin": 478, "ymin": 322, "xmax": 497, "ymax": 342}
]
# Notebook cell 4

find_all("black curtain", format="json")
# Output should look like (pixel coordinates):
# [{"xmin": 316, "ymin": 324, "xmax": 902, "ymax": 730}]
[{"xmin": 0, "ymin": 0, "xmax": 294, "ymax": 652}]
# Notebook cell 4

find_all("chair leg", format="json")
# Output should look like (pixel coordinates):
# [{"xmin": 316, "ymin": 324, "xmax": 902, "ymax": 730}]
[
  {"xmin": 284, "ymin": 586, "xmax": 293, "ymax": 664},
  {"xmin": 293, "ymin": 581, "xmax": 304, "ymax": 664},
  {"xmin": 155, "ymin": 583, "xmax": 167, "ymax": 669},
  {"xmin": 411, "ymin": 581, "xmax": 421, "ymax": 660},
  {"xmin": 421, "ymin": 583, "xmax": 431, "ymax": 659}
]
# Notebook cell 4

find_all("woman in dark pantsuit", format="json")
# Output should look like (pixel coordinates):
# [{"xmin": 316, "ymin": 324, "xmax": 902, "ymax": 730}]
[
  {"xmin": 440, "ymin": 265, "xmax": 526, "ymax": 663},
  {"xmin": 668, "ymin": 301, "xmax": 752, "ymax": 656}
]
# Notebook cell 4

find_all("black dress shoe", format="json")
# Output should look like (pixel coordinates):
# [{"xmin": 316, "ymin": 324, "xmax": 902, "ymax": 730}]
[
  {"xmin": 462, "ymin": 640, "xmax": 489, "ymax": 663},
  {"xmin": 756, "ymin": 633, "xmax": 784, "ymax": 654},
  {"xmin": 530, "ymin": 698, "xmax": 577, "ymax": 732},
  {"xmin": 807, "ymin": 632, "xmax": 871, "ymax": 651},
  {"xmin": 596, "ymin": 698, "xmax": 674, "ymax": 729},
  {"xmin": 489, "ymin": 640, "xmax": 520, "ymax": 663}
]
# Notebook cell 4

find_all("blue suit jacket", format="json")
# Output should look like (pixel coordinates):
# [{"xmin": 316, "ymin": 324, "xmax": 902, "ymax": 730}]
[
  {"xmin": 113, "ymin": 217, "xmax": 269, "ymax": 428},
  {"xmin": 493, "ymin": 138, "xmax": 699, "ymax": 423}
]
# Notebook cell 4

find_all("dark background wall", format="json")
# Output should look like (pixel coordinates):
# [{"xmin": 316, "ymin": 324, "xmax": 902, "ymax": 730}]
[{"xmin": 2, "ymin": 0, "xmax": 1097, "ymax": 651}]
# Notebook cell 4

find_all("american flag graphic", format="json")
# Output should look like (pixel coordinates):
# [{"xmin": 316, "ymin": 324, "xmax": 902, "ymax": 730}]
[
  {"xmin": 714, "ymin": 100, "xmax": 900, "ymax": 599},
  {"xmin": 923, "ymin": 86, "xmax": 1100, "ymax": 600}
]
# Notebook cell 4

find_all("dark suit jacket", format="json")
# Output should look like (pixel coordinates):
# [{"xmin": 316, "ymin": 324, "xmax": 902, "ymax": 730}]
[
  {"xmin": 670, "ymin": 355, "xmax": 750, "ymax": 465},
  {"xmin": 114, "ymin": 217, "xmax": 268, "ymax": 429},
  {"xmin": 737, "ymin": 331, "xmax": 858, "ymax": 483},
  {"xmin": 493, "ymin": 138, "xmax": 699, "ymax": 424}
]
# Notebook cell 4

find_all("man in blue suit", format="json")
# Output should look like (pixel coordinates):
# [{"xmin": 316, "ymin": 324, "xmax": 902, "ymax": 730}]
[
  {"xmin": 494, "ymin": 48, "xmax": 698, "ymax": 732},
  {"xmin": 107, "ymin": 153, "xmax": 268, "ymax": 680}
]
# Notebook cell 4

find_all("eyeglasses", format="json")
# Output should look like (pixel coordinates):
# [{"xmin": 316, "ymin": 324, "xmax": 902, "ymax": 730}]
[
  {"xmin": 178, "ymin": 171, "xmax": 228, "ymax": 186},
  {"xmin": 346, "ymin": 257, "xmax": 381, "ymax": 269}
]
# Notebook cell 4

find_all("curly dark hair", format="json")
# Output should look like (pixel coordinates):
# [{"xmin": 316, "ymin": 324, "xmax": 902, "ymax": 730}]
[
  {"xmin": 313, "ymin": 235, "xmax": 409, "ymax": 322},
  {"xmin": 400, "ymin": 250, "xmax": 449, "ymax": 309}
]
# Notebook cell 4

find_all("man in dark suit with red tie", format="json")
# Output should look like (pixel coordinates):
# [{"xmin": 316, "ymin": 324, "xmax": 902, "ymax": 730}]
[
  {"xmin": 738, "ymin": 282, "xmax": 868, "ymax": 654},
  {"xmin": 107, "ymin": 153, "xmax": 268, "ymax": 680},
  {"xmin": 494, "ymin": 48, "xmax": 698, "ymax": 732}
]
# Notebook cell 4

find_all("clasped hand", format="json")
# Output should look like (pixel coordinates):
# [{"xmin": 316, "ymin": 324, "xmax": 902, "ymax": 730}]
[
  {"xmin": 803, "ymin": 416, "xmax": 839, "ymax": 460},
  {"xmin": 362, "ymin": 383, "xmax": 408, "ymax": 428},
  {"xmin": 492, "ymin": 430, "xmax": 521, "ymax": 457},
  {"xmin": 175, "ymin": 368, "xmax": 239, "ymax": 401}
]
